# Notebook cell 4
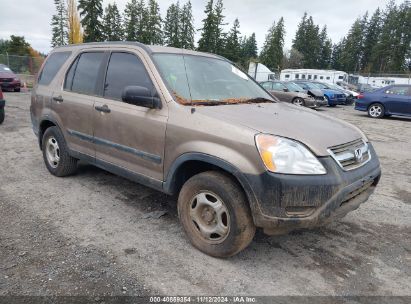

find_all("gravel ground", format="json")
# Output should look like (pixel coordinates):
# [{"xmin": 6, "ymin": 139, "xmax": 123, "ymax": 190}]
[{"xmin": 0, "ymin": 92, "xmax": 410, "ymax": 297}]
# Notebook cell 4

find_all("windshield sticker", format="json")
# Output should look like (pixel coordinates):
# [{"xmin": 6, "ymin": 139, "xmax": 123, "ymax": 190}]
[{"xmin": 231, "ymin": 66, "xmax": 248, "ymax": 80}]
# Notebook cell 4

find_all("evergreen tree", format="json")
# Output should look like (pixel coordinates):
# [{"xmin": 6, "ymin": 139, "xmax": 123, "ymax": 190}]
[
  {"xmin": 292, "ymin": 13, "xmax": 321, "ymax": 68},
  {"xmin": 164, "ymin": 2, "xmax": 181, "ymax": 47},
  {"xmin": 78, "ymin": 0, "xmax": 104, "ymax": 42},
  {"xmin": 340, "ymin": 17, "xmax": 366, "ymax": 72},
  {"xmin": 260, "ymin": 17, "xmax": 285, "ymax": 71},
  {"xmin": 318, "ymin": 26, "xmax": 332, "ymax": 69},
  {"xmin": 331, "ymin": 40, "xmax": 345, "ymax": 70},
  {"xmin": 223, "ymin": 18, "xmax": 241, "ymax": 63},
  {"xmin": 180, "ymin": 1, "xmax": 195, "ymax": 49},
  {"xmin": 241, "ymin": 33, "xmax": 258, "ymax": 64},
  {"xmin": 146, "ymin": 0, "xmax": 163, "ymax": 45},
  {"xmin": 283, "ymin": 48, "xmax": 304, "ymax": 69},
  {"xmin": 124, "ymin": 0, "xmax": 147, "ymax": 42},
  {"xmin": 103, "ymin": 3, "xmax": 124, "ymax": 41},
  {"xmin": 213, "ymin": 0, "xmax": 227, "ymax": 55},
  {"xmin": 197, "ymin": 0, "xmax": 216, "ymax": 52},
  {"xmin": 361, "ymin": 8, "xmax": 382, "ymax": 71},
  {"xmin": 51, "ymin": 0, "xmax": 68, "ymax": 47}
]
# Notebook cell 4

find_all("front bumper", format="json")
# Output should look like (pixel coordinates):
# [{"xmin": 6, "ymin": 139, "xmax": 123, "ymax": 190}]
[
  {"xmin": 246, "ymin": 144, "xmax": 381, "ymax": 234},
  {"xmin": 0, "ymin": 81, "xmax": 20, "ymax": 90},
  {"xmin": 305, "ymin": 98, "xmax": 327, "ymax": 108}
]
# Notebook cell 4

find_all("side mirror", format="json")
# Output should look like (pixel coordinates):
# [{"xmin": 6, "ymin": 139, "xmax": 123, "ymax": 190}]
[
  {"xmin": 121, "ymin": 86, "xmax": 161, "ymax": 109},
  {"xmin": 283, "ymin": 88, "xmax": 289, "ymax": 92}
]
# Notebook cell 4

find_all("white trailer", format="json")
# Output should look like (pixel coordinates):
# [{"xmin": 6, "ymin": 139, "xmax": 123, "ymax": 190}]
[
  {"xmin": 280, "ymin": 69, "xmax": 348, "ymax": 84},
  {"xmin": 349, "ymin": 74, "xmax": 411, "ymax": 88},
  {"xmin": 248, "ymin": 62, "xmax": 277, "ymax": 82}
]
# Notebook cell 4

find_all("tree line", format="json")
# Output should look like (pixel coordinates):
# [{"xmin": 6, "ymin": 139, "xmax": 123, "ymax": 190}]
[{"xmin": 49, "ymin": 0, "xmax": 411, "ymax": 73}]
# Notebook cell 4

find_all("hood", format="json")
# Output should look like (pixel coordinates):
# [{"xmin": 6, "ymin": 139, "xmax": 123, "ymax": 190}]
[
  {"xmin": 304, "ymin": 89, "xmax": 324, "ymax": 98},
  {"xmin": 0, "ymin": 72, "xmax": 16, "ymax": 78},
  {"xmin": 323, "ymin": 89, "xmax": 343, "ymax": 95},
  {"xmin": 195, "ymin": 102, "xmax": 365, "ymax": 156}
]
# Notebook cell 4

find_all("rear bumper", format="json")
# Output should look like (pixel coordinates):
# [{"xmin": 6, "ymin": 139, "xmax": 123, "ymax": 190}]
[
  {"xmin": 355, "ymin": 102, "xmax": 368, "ymax": 112},
  {"xmin": 246, "ymin": 144, "xmax": 381, "ymax": 234}
]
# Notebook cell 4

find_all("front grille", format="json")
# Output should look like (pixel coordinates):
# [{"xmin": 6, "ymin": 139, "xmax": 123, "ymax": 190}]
[
  {"xmin": 327, "ymin": 138, "xmax": 371, "ymax": 171},
  {"xmin": 0, "ymin": 78, "xmax": 13, "ymax": 82},
  {"xmin": 315, "ymin": 96, "xmax": 325, "ymax": 101}
]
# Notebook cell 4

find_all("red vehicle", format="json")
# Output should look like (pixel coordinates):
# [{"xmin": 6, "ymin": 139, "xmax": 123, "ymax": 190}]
[
  {"xmin": 0, "ymin": 64, "xmax": 21, "ymax": 92},
  {"xmin": 0, "ymin": 87, "xmax": 5, "ymax": 124}
]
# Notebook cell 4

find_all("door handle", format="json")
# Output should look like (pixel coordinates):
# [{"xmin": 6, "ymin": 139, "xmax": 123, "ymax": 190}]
[
  {"xmin": 95, "ymin": 104, "xmax": 111, "ymax": 113},
  {"xmin": 53, "ymin": 96, "xmax": 64, "ymax": 102}
]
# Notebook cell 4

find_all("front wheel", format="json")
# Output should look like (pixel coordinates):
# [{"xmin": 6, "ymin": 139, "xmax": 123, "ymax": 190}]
[
  {"xmin": 178, "ymin": 171, "xmax": 256, "ymax": 257},
  {"xmin": 292, "ymin": 98, "xmax": 305, "ymax": 107},
  {"xmin": 368, "ymin": 103, "xmax": 385, "ymax": 118},
  {"xmin": 0, "ymin": 108, "xmax": 4, "ymax": 124}
]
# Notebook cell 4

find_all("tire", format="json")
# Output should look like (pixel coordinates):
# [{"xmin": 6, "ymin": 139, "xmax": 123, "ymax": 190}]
[
  {"xmin": 42, "ymin": 126, "xmax": 78, "ymax": 177},
  {"xmin": 0, "ymin": 108, "xmax": 4, "ymax": 124},
  {"xmin": 292, "ymin": 98, "xmax": 305, "ymax": 107},
  {"xmin": 14, "ymin": 88, "xmax": 21, "ymax": 92},
  {"xmin": 368, "ymin": 103, "xmax": 385, "ymax": 119},
  {"xmin": 178, "ymin": 171, "xmax": 256, "ymax": 257}
]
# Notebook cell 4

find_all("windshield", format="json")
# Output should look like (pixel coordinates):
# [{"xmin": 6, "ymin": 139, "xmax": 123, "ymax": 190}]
[
  {"xmin": 153, "ymin": 54, "xmax": 274, "ymax": 105},
  {"xmin": 284, "ymin": 82, "xmax": 304, "ymax": 92},
  {"xmin": 302, "ymin": 82, "xmax": 321, "ymax": 90},
  {"xmin": 327, "ymin": 83, "xmax": 344, "ymax": 91},
  {"xmin": 313, "ymin": 82, "xmax": 329, "ymax": 90},
  {"xmin": 0, "ymin": 65, "xmax": 12, "ymax": 72}
]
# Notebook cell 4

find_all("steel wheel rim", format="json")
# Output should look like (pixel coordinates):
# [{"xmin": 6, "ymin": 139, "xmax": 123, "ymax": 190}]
[
  {"xmin": 46, "ymin": 137, "xmax": 60, "ymax": 168},
  {"xmin": 189, "ymin": 191, "xmax": 230, "ymax": 244},
  {"xmin": 369, "ymin": 105, "xmax": 382, "ymax": 117},
  {"xmin": 293, "ymin": 99, "xmax": 303, "ymax": 106}
]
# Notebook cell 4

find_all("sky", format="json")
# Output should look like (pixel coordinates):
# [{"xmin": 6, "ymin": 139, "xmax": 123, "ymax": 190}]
[{"xmin": 0, "ymin": 0, "xmax": 405, "ymax": 54}]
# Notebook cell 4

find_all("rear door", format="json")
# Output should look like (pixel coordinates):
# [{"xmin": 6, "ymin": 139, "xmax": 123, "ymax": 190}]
[
  {"xmin": 92, "ymin": 50, "xmax": 168, "ymax": 181},
  {"xmin": 57, "ymin": 51, "xmax": 106, "ymax": 157},
  {"xmin": 382, "ymin": 86, "xmax": 411, "ymax": 115}
]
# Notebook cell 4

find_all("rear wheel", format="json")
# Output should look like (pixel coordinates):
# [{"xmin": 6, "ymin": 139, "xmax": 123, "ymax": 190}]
[
  {"xmin": 292, "ymin": 98, "xmax": 305, "ymax": 107},
  {"xmin": 42, "ymin": 126, "xmax": 78, "ymax": 176},
  {"xmin": 178, "ymin": 171, "xmax": 256, "ymax": 257},
  {"xmin": 368, "ymin": 103, "xmax": 385, "ymax": 118},
  {"xmin": 0, "ymin": 108, "xmax": 4, "ymax": 124}
]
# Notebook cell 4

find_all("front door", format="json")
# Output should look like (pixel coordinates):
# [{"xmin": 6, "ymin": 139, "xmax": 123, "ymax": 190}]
[{"xmin": 93, "ymin": 50, "xmax": 168, "ymax": 181}]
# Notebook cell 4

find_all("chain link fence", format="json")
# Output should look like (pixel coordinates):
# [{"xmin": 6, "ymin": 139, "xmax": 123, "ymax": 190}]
[{"xmin": 0, "ymin": 54, "xmax": 45, "ymax": 87}]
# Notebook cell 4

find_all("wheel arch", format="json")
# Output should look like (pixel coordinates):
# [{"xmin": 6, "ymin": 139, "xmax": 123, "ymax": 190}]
[
  {"xmin": 163, "ymin": 153, "xmax": 260, "ymax": 221},
  {"xmin": 38, "ymin": 117, "xmax": 62, "ymax": 150}
]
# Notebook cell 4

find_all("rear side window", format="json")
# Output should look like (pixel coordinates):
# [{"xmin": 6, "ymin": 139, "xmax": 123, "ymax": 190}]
[
  {"xmin": 64, "ymin": 52, "xmax": 104, "ymax": 95},
  {"xmin": 38, "ymin": 52, "xmax": 71, "ymax": 85},
  {"xmin": 104, "ymin": 52, "xmax": 154, "ymax": 101},
  {"xmin": 385, "ymin": 86, "xmax": 409, "ymax": 96},
  {"xmin": 261, "ymin": 82, "xmax": 273, "ymax": 90}
]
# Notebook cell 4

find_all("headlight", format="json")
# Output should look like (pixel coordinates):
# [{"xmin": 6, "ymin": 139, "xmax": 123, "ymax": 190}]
[{"xmin": 255, "ymin": 134, "xmax": 326, "ymax": 175}]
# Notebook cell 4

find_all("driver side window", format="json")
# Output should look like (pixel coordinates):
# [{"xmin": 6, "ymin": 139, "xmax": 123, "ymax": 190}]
[{"xmin": 104, "ymin": 52, "xmax": 154, "ymax": 101}]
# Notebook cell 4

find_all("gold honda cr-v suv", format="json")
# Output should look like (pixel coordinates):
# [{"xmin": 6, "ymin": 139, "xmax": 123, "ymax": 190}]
[{"xmin": 31, "ymin": 42, "xmax": 381, "ymax": 257}]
